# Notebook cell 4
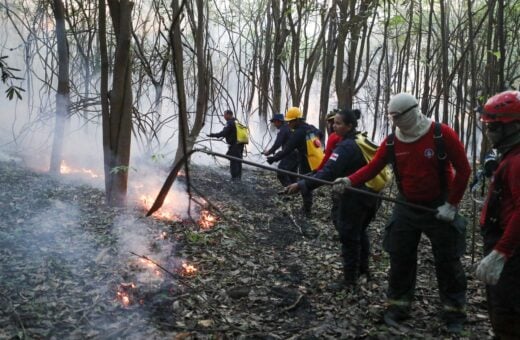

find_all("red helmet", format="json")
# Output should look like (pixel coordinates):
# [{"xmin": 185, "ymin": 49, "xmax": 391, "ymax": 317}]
[{"xmin": 481, "ymin": 90, "xmax": 520, "ymax": 123}]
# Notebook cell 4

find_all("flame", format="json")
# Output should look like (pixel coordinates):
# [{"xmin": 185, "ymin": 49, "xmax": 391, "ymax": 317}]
[
  {"xmin": 138, "ymin": 257, "xmax": 162, "ymax": 277},
  {"xmin": 140, "ymin": 193, "xmax": 181, "ymax": 221},
  {"xmin": 198, "ymin": 210, "xmax": 217, "ymax": 229},
  {"xmin": 181, "ymin": 261, "xmax": 197, "ymax": 276},
  {"xmin": 60, "ymin": 160, "xmax": 100, "ymax": 178},
  {"xmin": 116, "ymin": 282, "xmax": 136, "ymax": 306}
]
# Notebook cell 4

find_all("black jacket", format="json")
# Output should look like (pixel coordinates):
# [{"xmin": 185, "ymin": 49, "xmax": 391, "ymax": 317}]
[
  {"xmin": 209, "ymin": 118, "xmax": 237, "ymax": 145},
  {"xmin": 270, "ymin": 122, "xmax": 316, "ymax": 173},
  {"xmin": 265, "ymin": 124, "xmax": 292, "ymax": 155}
]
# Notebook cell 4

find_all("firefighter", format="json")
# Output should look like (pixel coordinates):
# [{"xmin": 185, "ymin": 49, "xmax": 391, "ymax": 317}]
[
  {"xmin": 285, "ymin": 108, "xmax": 380, "ymax": 287},
  {"xmin": 207, "ymin": 109, "xmax": 244, "ymax": 181},
  {"xmin": 262, "ymin": 114, "xmax": 298, "ymax": 186},
  {"xmin": 315, "ymin": 110, "xmax": 343, "ymax": 171},
  {"xmin": 333, "ymin": 93, "xmax": 471, "ymax": 333},
  {"xmin": 476, "ymin": 90, "xmax": 520, "ymax": 339},
  {"xmin": 267, "ymin": 107, "xmax": 319, "ymax": 217}
]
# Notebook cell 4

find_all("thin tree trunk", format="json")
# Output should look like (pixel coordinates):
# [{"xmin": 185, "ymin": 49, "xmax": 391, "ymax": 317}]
[{"xmin": 49, "ymin": 0, "xmax": 70, "ymax": 175}]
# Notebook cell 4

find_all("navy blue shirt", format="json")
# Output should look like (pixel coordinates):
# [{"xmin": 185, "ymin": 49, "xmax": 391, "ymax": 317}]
[
  {"xmin": 300, "ymin": 131, "xmax": 366, "ymax": 193},
  {"xmin": 210, "ymin": 118, "xmax": 237, "ymax": 145},
  {"xmin": 266, "ymin": 124, "xmax": 292, "ymax": 155},
  {"xmin": 270, "ymin": 122, "xmax": 317, "ymax": 173}
]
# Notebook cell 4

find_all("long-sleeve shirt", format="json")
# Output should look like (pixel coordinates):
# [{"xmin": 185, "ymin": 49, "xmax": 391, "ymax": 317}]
[
  {"xmin": 316, "ymin": 132, "xmax": 342, "ymax": 171},
  {"xmin": 270, "ymin": 122, "xmax": 313, "ymax": 173},
  {"xmin": 480, "ymin": 145, "xmax": 520, "ymax": 258},
  {"xmin": 298, "ymin": 132, "xmax": 366, "ymax": 191},
  {"xmin": 209, "ymin": 118, "xmax": 237, "ymax": 145},
  {"xmin": 299, "ymin": 131, "xmax": 365, "ymax": 194},
  {"xmin": 265, "ymin": 124, "xmax": 292, "ymax": 156},
  {"xmin": 349, "ymin": 122, "xmax": 470, "ymax": 205}
]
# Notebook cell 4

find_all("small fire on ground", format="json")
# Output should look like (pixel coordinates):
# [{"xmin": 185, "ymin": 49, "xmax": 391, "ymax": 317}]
[
  {"xmin": 198, "ymin": 210, "xmax": 217, "ymax": 229},
  {"xmin": 116, "ymin": 282, "xmax": 136, "ymax": 307},
  {"xmin": 138, "ymin": 257, "xmax": 162, "ymax": 277},
  {"xmin": 181, "ymin": 261, "xmax": 198, "ymax": 276},
  {"xmin": 140, "ymin": 193, "xmax": 182, "ymax": 221},
  {"xmin": 60, "ymin": 160, "xmax": 100, "ymax": 178}
]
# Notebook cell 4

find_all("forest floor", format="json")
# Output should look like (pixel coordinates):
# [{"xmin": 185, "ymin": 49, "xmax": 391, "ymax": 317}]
[{"xmin": 0, "ymin": 157, "xmax": 494, "ymax": 339}]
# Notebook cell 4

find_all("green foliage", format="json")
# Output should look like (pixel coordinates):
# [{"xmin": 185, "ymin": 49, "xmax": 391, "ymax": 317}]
[
  {"xmin": 151, "ymin": 153, "xmax": 165, "ymax": 162},
  {"xmin": 109, "ymin": 165, "xmax": 136, "ymax": 174},
  {"xmin": 387, "ymin": 14, "xmax": 406, "ymax": 28},
  {"xmin": 0, "ymin": 55, "xmax": 24, "ymax": 100},
  {"xmin": 489, "ymin": 50, "xmax": 501, "ymax": 60},
  {"xmin": 185, "ymin": 230, "xmax": 209, "ymax": 245}
]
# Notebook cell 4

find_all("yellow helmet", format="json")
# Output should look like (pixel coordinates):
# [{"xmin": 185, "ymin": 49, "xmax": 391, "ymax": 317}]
[{"xmin": 285, "ymin": 107, "xmax": 303, "ymax": 121}]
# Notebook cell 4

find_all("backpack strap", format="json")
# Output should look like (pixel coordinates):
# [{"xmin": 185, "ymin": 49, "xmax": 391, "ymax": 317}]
[
  {"xmin": 433, "ymin": 122, "xmax": 447, "ymax": 198},
  {"xmin": 387, "ymin": 122, "xmax": 446, "ymax": 197},
  {"xmin": 385, "ymin": 129, "xmax": 403, "ymax": 193}
]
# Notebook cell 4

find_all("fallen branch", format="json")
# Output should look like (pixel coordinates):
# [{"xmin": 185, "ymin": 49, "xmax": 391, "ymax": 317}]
[{"xmin": 283, "ymin": 293, "xmax": 304, "ymax": 312}]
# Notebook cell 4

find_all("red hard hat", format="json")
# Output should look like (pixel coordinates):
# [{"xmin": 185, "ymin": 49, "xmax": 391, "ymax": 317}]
[{"xmin": 481, "ymin": 90, "xmax": 520, "ymax": 123}]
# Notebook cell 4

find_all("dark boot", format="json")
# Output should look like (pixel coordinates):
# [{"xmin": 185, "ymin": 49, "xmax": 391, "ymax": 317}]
[
  {"xmin": 327, "ymin": 276, "xmax": 357, "ymax": 291},
  {"xmin": 383, "ymin": 306, "xmax": 409, "ymax": 328}
]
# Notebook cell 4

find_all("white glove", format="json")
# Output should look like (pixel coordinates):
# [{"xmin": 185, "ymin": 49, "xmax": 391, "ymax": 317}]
[
  {"xmin": 333, "ymin": 177, "xmax": 351, "ymax": 194},
  {"xmin": 476, "ymin": 250, "xmax": 507, "ymax": 285},
  {"xmin": 435, "ymin": 202, "xmax": 457, "ymax": 222}
]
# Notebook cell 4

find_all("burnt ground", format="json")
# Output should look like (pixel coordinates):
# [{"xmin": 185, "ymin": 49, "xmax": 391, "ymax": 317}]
[{"xmin": 0, "ymin": 159, "xmax": 494, "ymax": 339}]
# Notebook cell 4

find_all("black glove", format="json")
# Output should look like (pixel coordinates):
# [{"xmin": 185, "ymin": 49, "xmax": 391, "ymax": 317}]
[
  {"xmin": 266, "ymin": 156, "xmax": 275, "ymax": 164},
  {"xmin": 206, "ymin": 133, "xmax": 214, "ymax": 138}
]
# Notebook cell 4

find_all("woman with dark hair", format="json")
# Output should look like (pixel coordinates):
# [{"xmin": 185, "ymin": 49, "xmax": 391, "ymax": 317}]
[{"xmin": 286, "ymin": 108, "xmax": 380, "ymax": 288}]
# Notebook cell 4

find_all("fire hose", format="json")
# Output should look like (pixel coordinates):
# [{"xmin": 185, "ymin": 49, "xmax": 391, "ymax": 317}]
[{"xmin": 146, "ymin": 148, "xmax": 440, "ymax": 217}]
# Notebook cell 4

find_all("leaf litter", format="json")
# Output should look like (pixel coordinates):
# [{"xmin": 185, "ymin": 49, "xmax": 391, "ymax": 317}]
[{"xmin": 0, "ymin": 160, "xmax": 492, "ymax": 339}]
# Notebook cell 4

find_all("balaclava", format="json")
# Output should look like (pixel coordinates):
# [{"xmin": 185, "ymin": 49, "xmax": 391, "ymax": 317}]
[
  {"xmin": 487, "ymin": 121, "xmax": 520, "ymax": 155},
  {"xmin": 388, "ymin": 93, "xmax": 432, "ymax": 143}
]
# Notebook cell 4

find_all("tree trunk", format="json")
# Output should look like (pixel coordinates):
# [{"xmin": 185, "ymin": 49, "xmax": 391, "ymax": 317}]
[
  {"xmin": 100, "ymin": 0, "xmax": 134, "ymax": 207},
  {"xmin": 49, "ymin": 0, "xmax": 70, "ymax": 175}
]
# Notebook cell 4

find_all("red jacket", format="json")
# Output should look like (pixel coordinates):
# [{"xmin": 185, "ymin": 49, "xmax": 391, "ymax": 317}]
[
  {"xmin": 480, "ymin": 145, "xmax": 520, "ymax": 258},
  {"xmin": 316, "ymin": 132, "xmax": 342, "ymax": 171},
  {"xmin": 349, "ymin": 122, "xmax": 470, "ymax": 205}
]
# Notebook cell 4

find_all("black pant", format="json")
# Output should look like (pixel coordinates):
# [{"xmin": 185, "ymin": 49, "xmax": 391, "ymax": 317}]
[
  {"xmin": 383, "ymin": 198, "xmax": 467, "ymax": 323},
  {"xmin": 331, "ymin": 190, "xmax": 379, "ymax": 280},
  {"xmin": 484, "ymin": 247, "xmax": 520, "ymax": 338},
  {"xmin": 276, "ymin": 151, "xmax": 298, "ymax": 187},
  {"xmin": 227, "ymin": 143, "xmax": 244, "ymax": 179}
]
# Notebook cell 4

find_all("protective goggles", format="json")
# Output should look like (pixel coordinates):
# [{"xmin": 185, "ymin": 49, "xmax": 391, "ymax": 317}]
[{"xmin": 388, "ymin": 104, "xmax": 418, "ymax": 118}]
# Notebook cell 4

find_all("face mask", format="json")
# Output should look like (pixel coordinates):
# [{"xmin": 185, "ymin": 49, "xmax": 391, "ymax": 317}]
[
  {"xmin": 388, "ymin": 104, "xmax": 419, "ymax": 132},
  {"xmin": 486, "ymin": 123, "xmax": 504, "ymax": 147},
  {"xmin": 486, "ymin": 122, "xmax": 520, "ymax": 150}
]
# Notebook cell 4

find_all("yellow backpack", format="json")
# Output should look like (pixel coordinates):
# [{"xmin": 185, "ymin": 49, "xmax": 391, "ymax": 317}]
[
  {"xmin": 235, "ymin": 121, "xmax": 249, "ymax": 144},
  {"xmin": 305, "ymin": 126, "xmax": 324, "ymax": 171},
  {"xmin": 355, "ymin": 132, "xmax": 392, "ymax": 192}
]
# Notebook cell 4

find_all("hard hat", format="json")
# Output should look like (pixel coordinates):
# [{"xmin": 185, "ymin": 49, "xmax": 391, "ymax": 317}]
[
  {"xmin": 285, "ymin": 107, "xmax": 303, "ymax": 121},
  {"xmin": 481, "ymin": 90, "xmax": 520, "ymax": 123},
  {"xmin": 326, "ymin": 109, "xmax": 338, "ymax": 121}
]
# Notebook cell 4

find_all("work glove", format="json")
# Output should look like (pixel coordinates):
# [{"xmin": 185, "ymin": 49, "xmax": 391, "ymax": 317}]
[
  {"xmin": 476, "ymin": 250, "xmax": 507, "ymax": 285},
  {"xmin": 435, "ymin": 202, "xmax": 457, "ymax": 222},
  {"xmin": 266, "ymin": 156, "xmax": 275, "ymax": 165},
  {"xmin": 332, "ymin": 177, "xmax": 351, "ymax": 194}
]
